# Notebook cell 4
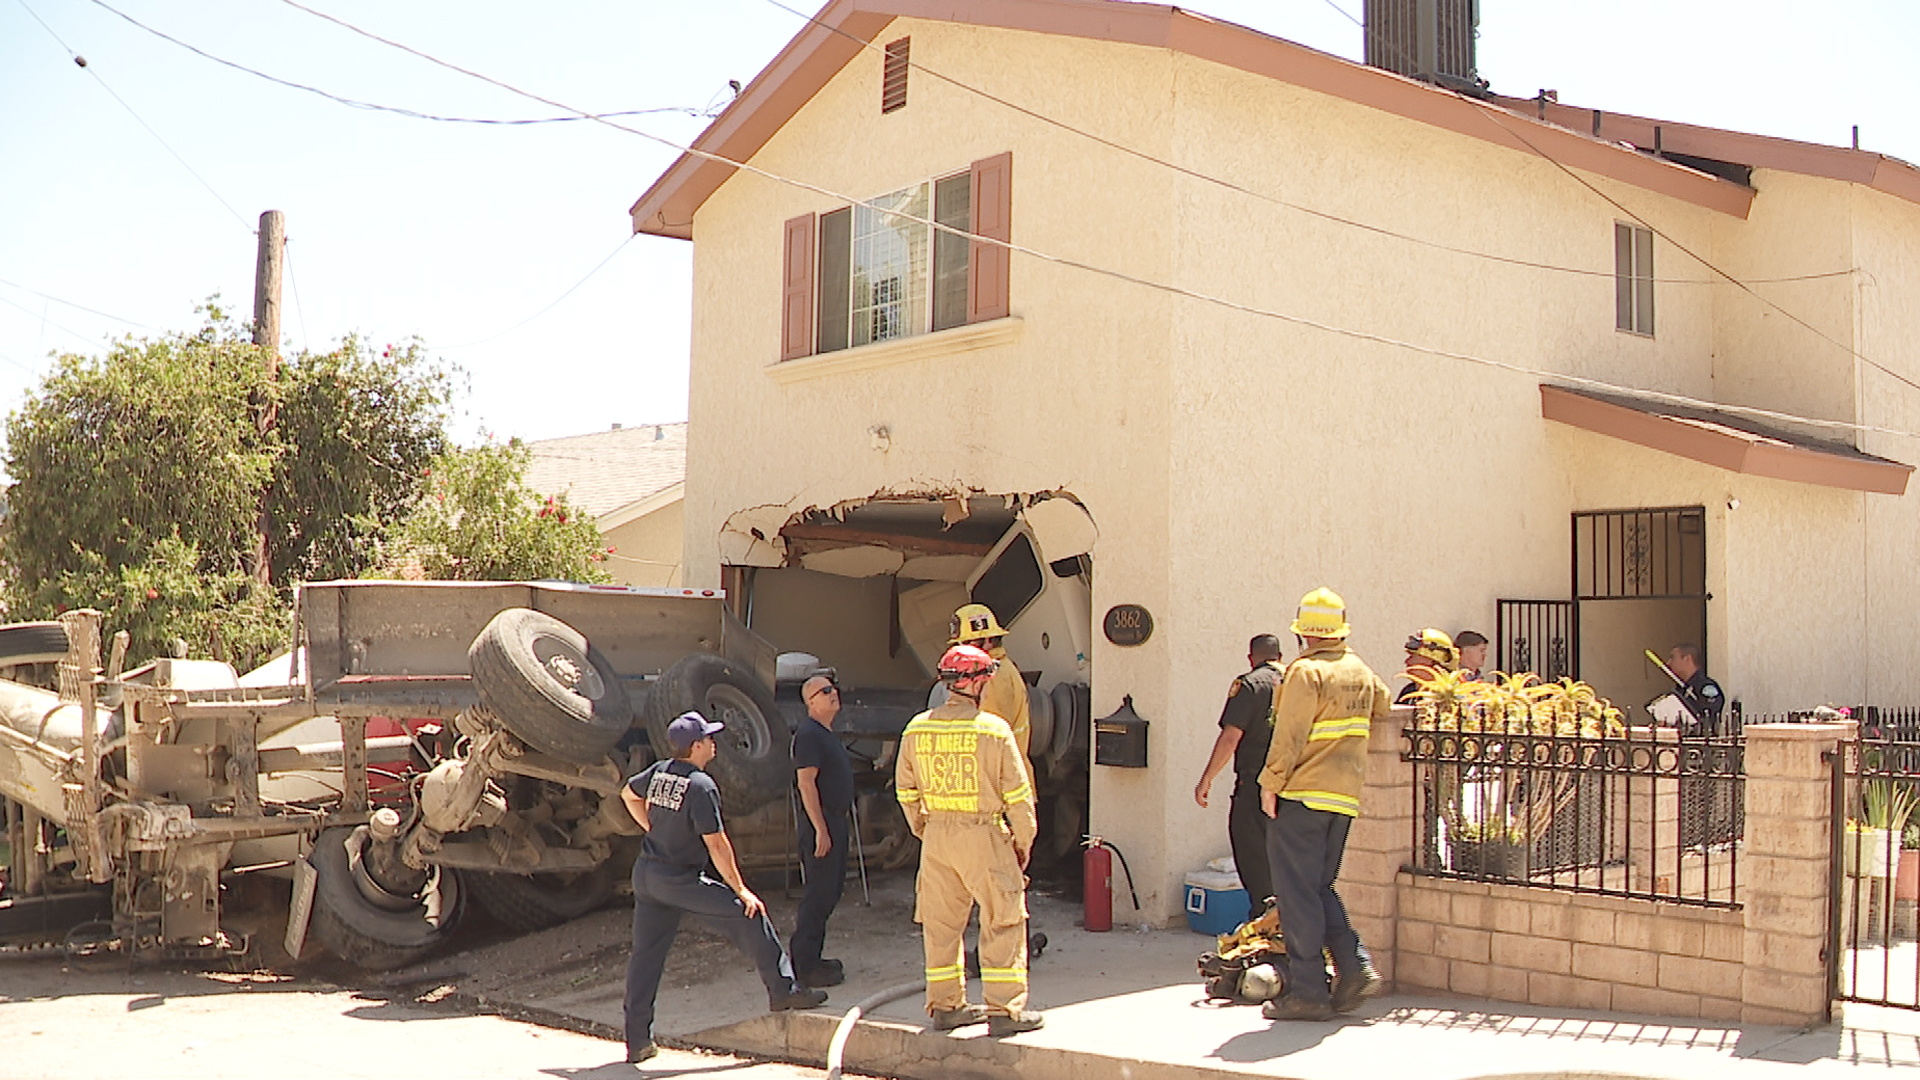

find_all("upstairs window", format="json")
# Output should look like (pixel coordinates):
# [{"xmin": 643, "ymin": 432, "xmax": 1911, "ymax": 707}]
[
  {"xmin": 1615, "ymin": 223, "xmax": 1654, "ymax": 336},
  {"xmin": 781, "ymin": 154, "xmax": 1011, "ymax": 361}
]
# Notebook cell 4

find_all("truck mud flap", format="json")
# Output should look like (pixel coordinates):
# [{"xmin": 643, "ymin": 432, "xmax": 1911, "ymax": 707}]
[{"xmin": 284, "ymin": 853, "xmax": 318, "ymax": 960}]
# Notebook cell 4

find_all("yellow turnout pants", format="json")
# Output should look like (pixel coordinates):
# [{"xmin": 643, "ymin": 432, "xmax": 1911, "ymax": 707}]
[{"xmin": 915, "ymin": 815, "xmax": 1030, "ymax": 1016}]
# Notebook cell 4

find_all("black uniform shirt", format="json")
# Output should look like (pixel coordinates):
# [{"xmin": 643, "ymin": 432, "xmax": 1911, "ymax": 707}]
[
  {"xmin": 1219, "ymin": 660, "xmax": 1283, "ymax": 788},
  {"xmin": 792, "ymin": 719, "xmax": 855, "ymax": 813},
  {"xmin": 628, "ymin": 759, "xmax": 723, "ymax": 872},
  {"xmin": 1679, "ymin": 670, "xmax": 1726, "ymax": 731}
]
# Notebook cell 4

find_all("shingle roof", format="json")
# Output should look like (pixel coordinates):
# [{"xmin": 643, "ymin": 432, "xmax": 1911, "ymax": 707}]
[{"xmin": 524, "ymin": 423, "xmax": 687, "ymax": 519}]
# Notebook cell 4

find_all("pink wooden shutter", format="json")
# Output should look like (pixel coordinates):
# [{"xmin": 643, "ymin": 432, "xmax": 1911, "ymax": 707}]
[
  {"xmin": 967, "ymin": 153, "xmax": 1011, "ymax": 323},
  {"xmin": 781, "ymin": 213, "xmax": 816, "ymax": 360}
]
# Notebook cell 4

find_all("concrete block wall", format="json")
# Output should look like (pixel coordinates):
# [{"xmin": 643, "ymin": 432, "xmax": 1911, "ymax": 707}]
[{"xmin": 1345, "ymin": 715, "xmax": 1851, "ymax": 1026}]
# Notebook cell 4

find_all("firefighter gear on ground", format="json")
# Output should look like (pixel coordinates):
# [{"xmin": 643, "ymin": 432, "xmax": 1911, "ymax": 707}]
[
  {"xmin": 951, "ymin": 603, "xmax": 1009, "ymax": 645},
  {"xmin": 1289, "ymin": 587, "xmax": 1350, "ymax": 639},
  {"xmin": 1404, "ymin": 628, "xmax": 1458, "ymax": 669},
  {"xmin": 895, "ymin": 699, "xmax": 1038, "ymax": 1019}
]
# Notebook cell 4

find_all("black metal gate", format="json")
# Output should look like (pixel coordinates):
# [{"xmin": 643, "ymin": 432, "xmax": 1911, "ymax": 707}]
[
  {"xmin": 1830, "ymin": 727, "xmax": 1920, "ymax": 1011},
  {"xmin": 1496, "ymin": 599, "xmax": 1575, "ymax": 681}
]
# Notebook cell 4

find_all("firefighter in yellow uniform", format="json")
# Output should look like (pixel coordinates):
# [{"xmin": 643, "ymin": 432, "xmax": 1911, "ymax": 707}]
[
  {"xmin": 895, "ymin": 643, "xmax": 1044, "ymax": 1037},
  {"xmin": 951, "ymin": 603, "xmax": 1032, "ymax": 762},
  {"xmin": 1258, "ymin": 587, "xmax": 1394, "ymax": 1021}
]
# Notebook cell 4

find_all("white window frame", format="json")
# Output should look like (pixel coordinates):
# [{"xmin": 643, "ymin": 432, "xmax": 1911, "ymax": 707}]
[{"xmin": 1615, "ymin": 222, "xmax": 1655, "ymax": 337}]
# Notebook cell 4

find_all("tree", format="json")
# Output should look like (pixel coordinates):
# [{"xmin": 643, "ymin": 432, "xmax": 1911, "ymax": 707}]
[
  {"xmin": 376, "ymin": 440, "xmax": 613, "ymax": 584},
  {"xmin": 1, "ymin": 305, "xmax": 452, "ymax": 670}
]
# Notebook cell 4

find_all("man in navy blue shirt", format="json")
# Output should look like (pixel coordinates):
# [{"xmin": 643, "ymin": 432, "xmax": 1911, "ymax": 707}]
[
  {"xmin": 791, "ymin": 672, "xmax": 855, "ymax": 987},
  {"xmin": 620, "ymin": 712, "xmax": 827, "ymax": 1063}
]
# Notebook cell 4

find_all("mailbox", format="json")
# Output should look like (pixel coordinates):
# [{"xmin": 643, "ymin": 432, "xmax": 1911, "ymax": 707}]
[{"xmin": 1093, "ymin": 694, "xmax": 1149, "ymax": 768}]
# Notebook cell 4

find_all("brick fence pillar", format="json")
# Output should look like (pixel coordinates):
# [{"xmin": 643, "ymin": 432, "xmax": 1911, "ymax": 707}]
[
  {"xmin": 1348, "ymin": 705, "xmax": 1414, "ymax": 985},
  {"xmin": 1740, "ymin": 721, "xmax": 1850, "ymax": 1026},
  {"xmin": 1627, "ymin": 726, "xmax": 1681, "ymax": 894}
]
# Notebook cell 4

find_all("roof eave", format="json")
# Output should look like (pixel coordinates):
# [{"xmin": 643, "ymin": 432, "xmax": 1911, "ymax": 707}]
[{"xmin": 630, "ymin": 0, "xmax": 1755, "ymax": 240}]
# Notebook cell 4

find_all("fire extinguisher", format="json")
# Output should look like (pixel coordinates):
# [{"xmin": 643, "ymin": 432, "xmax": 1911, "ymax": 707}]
[{"xmin": 1081, "ymin": 836, "xmax": 1140, "ymax": 932}]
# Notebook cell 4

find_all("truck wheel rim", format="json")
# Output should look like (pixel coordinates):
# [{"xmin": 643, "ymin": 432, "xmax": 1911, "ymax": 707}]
[
  {"xmin": 704, "ymin": 684, "xmax": 769, "ymax": 758},
  {"xmin": 532, "ymin": 633, "xmax": 605, "ymax": 701}
]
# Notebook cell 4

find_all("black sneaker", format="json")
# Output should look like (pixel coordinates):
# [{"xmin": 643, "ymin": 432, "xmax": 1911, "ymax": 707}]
[
  {"xmin": 1330, "ymin": 962, "xmax": 1382, "ymax": 1014},
  {"xmin": 627, "ymin": 1042, "xmax": 658, "ymax": 1063},
  {"xmin": 769, "ymin": 985, "xmax": 830, "ymax": 1011},
  {"xmin": 986, "ymin": 1010, "xmax": 1045, "ymax": 1036},
  {"xmin": 1262, "ymin": 995, "xmax": 1333, "ymax": 1021},
  {"xmin": 931, "ymin": 1003, "xmax": 989, "ymax": 1030}
]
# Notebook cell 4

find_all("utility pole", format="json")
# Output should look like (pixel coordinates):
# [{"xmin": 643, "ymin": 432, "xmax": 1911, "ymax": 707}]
[{"xmin": 250, "ymin": 210, "xmax": 284, "ymax": 590}]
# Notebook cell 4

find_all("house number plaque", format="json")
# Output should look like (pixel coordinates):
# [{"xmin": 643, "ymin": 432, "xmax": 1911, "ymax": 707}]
[{"xmin": 1103, "ymin": 604, "xmax": 1153, "ymax": 646}]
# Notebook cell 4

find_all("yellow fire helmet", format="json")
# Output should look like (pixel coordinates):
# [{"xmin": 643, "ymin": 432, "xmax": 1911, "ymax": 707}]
[
  {"xmin": 1289, "ymin": 587, "xmax": 1350, "ymax": 639},
  {"xmin": 950, "ymin": 602, "xmax": 1008, "ymax": 644},
  {"xmin": 1404, "ymin": 628, "xmax": 1458, "ymax": 668}
]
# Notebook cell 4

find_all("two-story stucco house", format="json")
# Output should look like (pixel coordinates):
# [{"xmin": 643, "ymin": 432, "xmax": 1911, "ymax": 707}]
[{"xmin": 628, "ymin": 0, "xmax": 1920, "ymax": 922}]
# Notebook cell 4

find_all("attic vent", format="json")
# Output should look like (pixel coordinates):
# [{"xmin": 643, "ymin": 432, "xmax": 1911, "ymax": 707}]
[{"xmin": 881, "ymin": 37, "xmax": 910, "ymax": 113}]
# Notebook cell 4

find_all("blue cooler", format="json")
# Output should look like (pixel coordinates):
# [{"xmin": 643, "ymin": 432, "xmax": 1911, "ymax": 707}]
[{"xmin": 1183, "ymin": 867, "xmax": 1247, "ymax": 936}]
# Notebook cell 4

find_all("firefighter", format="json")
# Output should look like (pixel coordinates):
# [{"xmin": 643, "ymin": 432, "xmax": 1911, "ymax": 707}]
[
  {"xmin": 1259, "ymin": 588, "xmax": 1394, "ymax": 1021},
  {"xmin": 1394, "ymin": 628, "xmax": 1458, "ymax": 704},
  {"xmin": 951, "ymin": 603, "xmax": 1032, "ymax": 762},
  {"xmin": 895, "ymin": 644, "xmax": 1044, "ymax": 1036}
]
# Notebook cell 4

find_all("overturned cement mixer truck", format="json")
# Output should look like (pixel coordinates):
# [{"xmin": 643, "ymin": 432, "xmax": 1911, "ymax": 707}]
[{"xmin": 0, "ymin": 580, "xmax": 819, "ymax": 969}]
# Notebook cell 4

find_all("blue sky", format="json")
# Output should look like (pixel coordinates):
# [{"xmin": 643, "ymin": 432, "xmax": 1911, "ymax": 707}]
[{"xmin": 2, "ymin": 0, "xmax": 1914, "ymax": 443}]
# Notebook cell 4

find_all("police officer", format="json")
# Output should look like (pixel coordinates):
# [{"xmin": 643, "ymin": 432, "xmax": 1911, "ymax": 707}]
[
  {"xmin": 790, "ymin": 672, "xmax": 853, "ymax": 987},
  {"xmin": 951, "ymin": 603, "xmax": 1033, "ymax": 763},
  {"xmin": 1667, "ymin": 643, "xmax": 1726, "ymax": 735},
  {"xmin": 895, "ymin": 644, "xmax": 1043, "ymax": 1037},
  {"xmin": 1192, "ymin": 633, "xmax": 1285, "ymax": 918},
  {"xmin": 620, "ymin": 712, "xmax": 826, "ymax": 1063},
  {"xmin": 1259, "ymin": 588, "xmax": 1393, "ymax": 1021}
]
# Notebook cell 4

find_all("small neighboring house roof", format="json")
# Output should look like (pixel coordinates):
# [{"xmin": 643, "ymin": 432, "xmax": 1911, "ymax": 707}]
[
  {"xmin": 525, "ymin": 423, "xmax": 688, "ymax": 529},
  {"xmin": 1540, "ymin": 386, "xmax": 1913, "ymax": 496},
  {"xmin": 632, "ymin": 0, "xmax": 1767, "ymax": 239}
]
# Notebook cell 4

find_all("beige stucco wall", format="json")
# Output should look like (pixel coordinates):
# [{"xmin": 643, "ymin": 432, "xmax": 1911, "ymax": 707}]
[
  {"xmin": 675, "ymin": 16, "xmax": 1920, "ymax": 920},
  {"xmin": 602, "ymin": 500, "xmax": 685, "ymax": 588}
]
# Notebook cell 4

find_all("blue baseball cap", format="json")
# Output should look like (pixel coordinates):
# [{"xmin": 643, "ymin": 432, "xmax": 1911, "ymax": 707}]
[{"xmin": 666, "ymin": 711, "xmax": 725, "ymax": 752}]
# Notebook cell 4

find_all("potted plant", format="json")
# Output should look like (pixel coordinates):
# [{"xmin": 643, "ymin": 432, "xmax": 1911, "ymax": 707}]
[
  {"xmin": 1847, "ymin": 780, "xmax": 1916, "ymax": 879},
  {"xmin": 1900, "ymin": 820, "xmax": 1920, "ymax": 903},
  {"xmin": 1447, "ymin": 817, "xmax": 1530, "ymax": 879}
]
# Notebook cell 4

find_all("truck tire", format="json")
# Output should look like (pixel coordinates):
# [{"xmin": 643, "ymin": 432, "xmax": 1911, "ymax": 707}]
[
  {"xmin": 468, "ymin": 608, "xmax": 632, "ymax": 766},
  {"xmin": 646, "ymin": 654, "xmax": 788, "ymax": 814},
  {"xmin": 468, "ymin": 862, "xmax": 619, "ymax": 933},
  {"xmin": 309, "ymin": 826, "xmax": 464, "ymax": 971},
  {"xmin": 0, "ymin": 622, "xmax": 68, "ymax": 666},
  {"xmin": 1026, "ymin": 684, "xmax": 1054, "ymax": 764}
]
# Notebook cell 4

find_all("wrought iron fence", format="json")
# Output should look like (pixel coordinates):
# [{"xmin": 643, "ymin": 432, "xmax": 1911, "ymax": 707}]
[
  {"xmin": 1404, "ymin": 722, "xmax": 1742, "ymax": 907},
  {"xmin": 1828, "ymin": 727, "xmax": 1920, "ymax": 1010}
]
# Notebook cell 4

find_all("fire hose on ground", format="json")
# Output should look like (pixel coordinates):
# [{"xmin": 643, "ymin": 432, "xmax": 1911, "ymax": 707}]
[{"xmin": 824, "ymin": 981, "xmax": 922, "ymax": 1080}]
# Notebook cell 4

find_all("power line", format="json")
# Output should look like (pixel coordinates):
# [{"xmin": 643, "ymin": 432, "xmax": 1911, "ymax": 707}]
[
  {"xmin": 13, "ymin": 0, "xmax": 253, "ymax": 233},
  {"xmin": 0, "ymin": 275, "xmax": 153, "ymax": 329},
  {"xmin": 0, "ymin": 292, "xmax": 102, "ymax": 351},
  {"xmin": 752, "ymin": 0, "xmax": 1847, "ymax": 289},
  {"xmin": 438, "ymin": 235, "xmax": 635, "ymax": 350},
  {"xmin": 269, "ymin": 0, "xmax": 1920, "ymax": 445},
  {"xmin": 85, "ymin": 0, "xmax": 712, "ymax": 128}
]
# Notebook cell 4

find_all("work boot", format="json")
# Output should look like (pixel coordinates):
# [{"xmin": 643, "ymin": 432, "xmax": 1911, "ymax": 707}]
[
  {"xmin": 769, "ymin": 985, "xmax": 830, "ymax": 1011},
  {"xmin": 931, "ymin": 1003, "xmax": 989, "ymax": 1031},
  {"xmin": 987, "ymin": 1010, "xmax": 1045, "ymax": 1037},
  {"xmin": 1262, "ymin": 994, "xmax": 1333, "ymax": 1021},
  {"xmin": 627, "ymin": 1042, "xmax": 658, "ymax": 1063},
  {"xmin": 798, "ymin": 959, "xmax": 845, "ymax": 988},
  {"xmin": 1330, "ymin": 960, "xmax": 1383, "ymax": 1014}
]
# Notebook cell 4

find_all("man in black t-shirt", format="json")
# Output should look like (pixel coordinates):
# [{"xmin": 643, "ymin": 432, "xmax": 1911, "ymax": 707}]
[
  {"xmin": 790, "ymin": 672, "xmax": 855, "ymax": 987},
  {"xmin": 1193, "ymin": 633, "xmax": 1285, "ymax": 918},
  {"xmin": 1667, "ymin": 644, "xmax": 1726, "ymax": 736},
  {"xmin": 620, "ymin": 711, "xmax": 826, "ymax": 1063}
]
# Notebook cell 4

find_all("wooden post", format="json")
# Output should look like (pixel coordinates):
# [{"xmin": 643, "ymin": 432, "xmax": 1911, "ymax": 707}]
[{"xmin": 250, "ymin": 210, "xmax": 284, "ymax": 589}]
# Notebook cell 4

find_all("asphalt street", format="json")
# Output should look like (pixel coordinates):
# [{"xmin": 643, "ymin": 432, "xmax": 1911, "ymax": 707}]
[{"xmin": 0, "ymin": 951, "xmax": 829, "ymax": 1080}]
